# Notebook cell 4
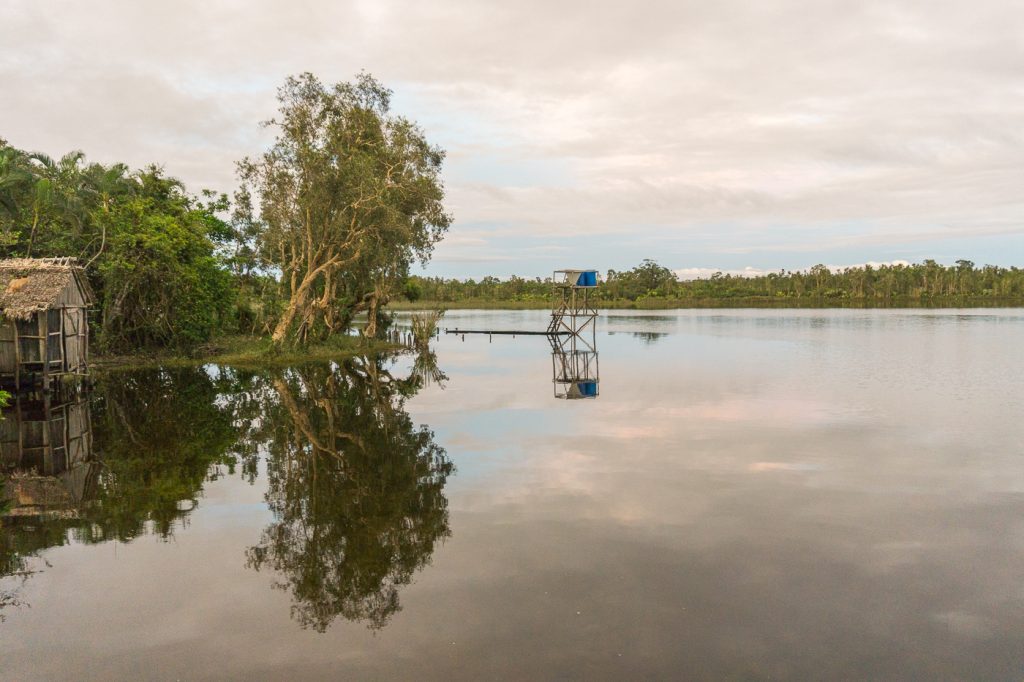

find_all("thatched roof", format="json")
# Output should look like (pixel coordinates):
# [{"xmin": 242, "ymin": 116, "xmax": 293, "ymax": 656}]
[{"xmin": 0, "ymin": 257, "xmax": 94, "ymax": 320}]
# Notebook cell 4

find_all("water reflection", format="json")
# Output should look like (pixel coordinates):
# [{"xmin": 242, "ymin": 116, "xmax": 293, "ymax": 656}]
[
  {"xmin": 630, "ymin": 331, "xmax": 667, "ymax": 345},
  {"xmin": 241, "ymin": 359, "xmax": 453, "ymax": 631},
  {"xmin": 0, "ymin": 355, "xmax": 452, "ymax": 632},
  {"xmin": 1, "ymin": 389, "xmax": 95, "ymax": 620},
  {"xmin": 550, "ymin": 331, "xmax": 600, "ymax": 399},
  {"xmin": 1, "ymin": 370, "xmax": 241, "ymax": 617},
  {"xmin": 0, "ymin": 391, "xmax": 94, "ymax": 489},
  {"xmin": 4, "ymin": 311, "xmax": 1024, "ymax": 679},
  {"xmin": 410, "ymin": 349, "xmax": 448, "ymax": 389},
  {"xmin": 89, "ymin": 368, "xmax": 240, "ymax": 540}
]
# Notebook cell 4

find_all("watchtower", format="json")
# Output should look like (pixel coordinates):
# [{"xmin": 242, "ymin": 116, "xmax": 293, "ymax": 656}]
[{"xmin": 547, "ymin": 269, "xmax": 598, "ymax": 337}]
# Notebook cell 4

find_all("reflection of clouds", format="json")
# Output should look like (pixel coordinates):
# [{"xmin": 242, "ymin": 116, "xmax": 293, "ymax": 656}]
[
  {"xmin": 932, "ymin": 611, "xmax": 994, "ymax": 639},
  {"xmin": 6, "ymin": 310, "xmax": 1024, "ymax": 679},
  {"xmin": 748, "ymin": 462, "xmax": 822, "ymax": 472},
  {"xmin": 398, "ymin": 311, "xmax": 1024, "ymax": 676},
  {"xmin": 644, "ymin": 397, "xmax": 862, "ymax": 426},
  {"xmin": 588, "ymin": 423, "xmax": 672, "ymax": 440}
]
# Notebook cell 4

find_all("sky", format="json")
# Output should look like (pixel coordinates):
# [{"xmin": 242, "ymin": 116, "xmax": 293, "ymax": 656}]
[{"xmin": 2, "ymin": 0, "xmax": 1023, "ymax": 278}]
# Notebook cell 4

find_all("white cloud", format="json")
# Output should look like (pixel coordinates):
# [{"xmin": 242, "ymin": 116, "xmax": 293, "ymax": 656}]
[
  {"xmin": 674, "ymin": 267, "xmax": 771, "ymax": 280},
  {"xmin": 674, "ymin": 260, "xmax": 922, "ymax": 280},
  {"xmin": 825, "ymin": 260, "xmax": 913, "ymax": 272},
  {"xmin": 2, "ymin": 0, "xmax": 1022, "ymax": 274}
]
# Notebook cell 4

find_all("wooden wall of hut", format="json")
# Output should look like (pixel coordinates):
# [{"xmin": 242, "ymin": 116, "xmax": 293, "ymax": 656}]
[
  {"xmin": 55, "ymin": 277, "xmax": 89, "ymax": 374},
  {"xmin": 0, "ymin": 311, "xmax": 89, "ymax": 390}
]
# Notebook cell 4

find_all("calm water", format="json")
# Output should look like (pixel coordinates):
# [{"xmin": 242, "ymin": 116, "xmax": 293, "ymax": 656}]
[{"xmin": 3, "ymin": 309, "xmax": 1024, "ymax": 680}]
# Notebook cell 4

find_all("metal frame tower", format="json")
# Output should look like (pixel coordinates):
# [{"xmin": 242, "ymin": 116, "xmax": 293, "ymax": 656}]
[
  {"xmin": 547, "ymin": 269, "xmax": 598, "ymax": 337},
  {"xmin": 547, "ymin": 269, "xmax": 600, "ymax": 399}
]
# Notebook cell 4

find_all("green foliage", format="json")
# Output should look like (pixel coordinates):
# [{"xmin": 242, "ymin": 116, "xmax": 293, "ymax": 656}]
[
  {"xmin": 402, "ymin": 278, "xmax": 422, "ymax": 302},
  {"xmin": 95, "ymin": 179, "xmax": 236, "ymax": 350},
  {"xmin": 0, "ymin": 140, "xmax": 240, "ymax": 351},
  {"xmin": 410, "ymin": 309, "xmax": 443, "ymax": 348},
  {"xmin": 238, "ymin": 72, "xmax": 451, "ymax": 345}
]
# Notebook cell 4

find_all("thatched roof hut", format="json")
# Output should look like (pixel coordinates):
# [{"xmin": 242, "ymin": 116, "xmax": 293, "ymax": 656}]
[
  {"xmin": 0, "ymin": 257, "xmax": 93, "ymax": 388},
  {"xmin": 0, "ymin": 257, "xmax": 94, "ymax": 321}
]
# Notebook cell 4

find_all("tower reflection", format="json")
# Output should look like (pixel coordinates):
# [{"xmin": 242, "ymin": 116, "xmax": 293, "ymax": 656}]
[{"xmin": 549, "ymin": 331, "xmax": 599, "ymax": 400}]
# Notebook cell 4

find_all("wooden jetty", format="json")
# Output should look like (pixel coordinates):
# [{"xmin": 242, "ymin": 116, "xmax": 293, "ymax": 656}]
[{"xmin": 444, "ymin": 329, "xmax": 569, "ymax": 336}]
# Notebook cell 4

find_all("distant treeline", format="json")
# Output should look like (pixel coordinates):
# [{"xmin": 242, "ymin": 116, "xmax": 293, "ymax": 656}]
[{"xmin": 404, "ymin": 259, "xmax": 1024, "ymax": 306}]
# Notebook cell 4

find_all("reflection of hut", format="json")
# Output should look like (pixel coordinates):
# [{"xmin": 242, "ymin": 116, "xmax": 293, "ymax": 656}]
[
  {"xmin": 0, "ymin": 257, "xmax": 93, "ymax": 390},
  {"xmin": 0, "ymin": 392, "xmax": 95, "ymax": 513}
]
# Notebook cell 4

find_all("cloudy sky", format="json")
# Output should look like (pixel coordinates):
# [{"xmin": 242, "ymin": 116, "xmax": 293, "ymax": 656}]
[{"xmin": 2, "ymin": 0, "xmax": 1022, "ymax": 277}]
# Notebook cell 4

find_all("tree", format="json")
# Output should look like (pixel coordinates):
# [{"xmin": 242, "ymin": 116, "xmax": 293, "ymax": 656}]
[
  {"xmin": 95, "ymin": 168, "xmax": 235, "ymax": 351},
  {"xmin": 238, "ymin": 72, "xmax": 451, "ymax": 346},
  {"xmin": 0, "ymin": 143, "xmax": 32, "ymax": 225}
]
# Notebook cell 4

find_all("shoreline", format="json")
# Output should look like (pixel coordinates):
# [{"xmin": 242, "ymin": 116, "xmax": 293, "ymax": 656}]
[
  {"xmin": 91, "ymin": 335, "xmax": 401, "ymax": 372},
  {"xmin": 389, "ymin": 297, "xmax": 1024, "ymax": 311},
  {"xmin": 86, "ymin": 299, "xmax": 1024, "ymax": 369}
]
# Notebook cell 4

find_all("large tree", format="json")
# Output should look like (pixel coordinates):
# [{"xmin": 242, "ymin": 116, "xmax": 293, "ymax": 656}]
[{"xmin": 238, "ymin": 73, "xmax": 451, "ymax": 346}]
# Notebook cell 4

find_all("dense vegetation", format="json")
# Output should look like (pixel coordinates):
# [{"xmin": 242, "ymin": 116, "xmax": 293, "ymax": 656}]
[
  {"xmin": 404, "ymin": 259, "xmax": 1024, "ymax": 307},
  {"xmin": 0, "ymin": 72, "xmax": 449, "ymax": 354},
  {"xmin": 0, "ymin": 141, "xmax": 239, "ymax": 351}
]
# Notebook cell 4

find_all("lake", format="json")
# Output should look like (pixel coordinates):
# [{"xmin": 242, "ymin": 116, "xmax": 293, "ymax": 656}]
[{"xmin": 2, "ymin": 309, "xmax": 1024, "ymax": 680}]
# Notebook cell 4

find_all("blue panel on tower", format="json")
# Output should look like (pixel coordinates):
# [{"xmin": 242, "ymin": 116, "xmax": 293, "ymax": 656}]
[{"xmin": 576, "ymin": 271, "xmax": 598, "ymax": 287}]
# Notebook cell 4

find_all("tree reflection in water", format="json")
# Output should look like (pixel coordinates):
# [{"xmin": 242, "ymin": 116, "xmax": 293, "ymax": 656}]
[
  {"xmin": 410, "ymin": 349, "xmax": 448, "ymax": 389},
  {"xmin": 1, "ymin": 368, "xmax": 240, "ymax": 619},
  {"xmin": 243, "ymin": 357, "xmax": 453, "ymax": 631},
  {"xmin": 1, "ymin": 353, "xmax": 452, "ymax": 631}
]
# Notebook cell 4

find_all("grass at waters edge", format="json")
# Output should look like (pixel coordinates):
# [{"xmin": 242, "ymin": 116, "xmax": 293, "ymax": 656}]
[
  {"xmin": 88, "ymin": 296, "xmax": 1024, "ymax": 370},
  {"xmin": 91, "ymin": 334, "xmax": 401, "ymax": 372}
]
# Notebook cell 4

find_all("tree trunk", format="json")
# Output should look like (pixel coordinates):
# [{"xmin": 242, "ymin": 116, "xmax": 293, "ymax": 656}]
[
  {"xmin": 364, "ymin": 294, "xmax": 379, "ymax": 339},
  {"xmin": 272, "ymin": 280, "xmax": 313, "ymax": 346}
]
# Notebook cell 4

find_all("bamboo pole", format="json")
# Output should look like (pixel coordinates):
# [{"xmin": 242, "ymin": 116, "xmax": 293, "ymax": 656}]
[
  {"xmin": 40, "ymin": 314, "xmax": 48, "ymax": 391},
  {"xmin": 59, "ymin": 304, "xmax": 66, "ymax": 373},
  {"xmin": 13, "ymin": 321, "xmax": 21, "ymax": 392}
]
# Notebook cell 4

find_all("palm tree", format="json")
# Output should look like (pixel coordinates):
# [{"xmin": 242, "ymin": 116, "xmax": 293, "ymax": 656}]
[
  {"xmin": 81, "ymin": 162, "xmax": 133, "ymax": 266},
  {"xmin": 0, "ymin": 146, "xmax": 33, "ymax": 218}
]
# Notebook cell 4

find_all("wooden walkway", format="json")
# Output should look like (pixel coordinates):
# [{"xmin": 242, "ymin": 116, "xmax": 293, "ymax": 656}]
[{"xmin": 443, "ymin": 328, "xmax": 569, "ymax": 336}]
